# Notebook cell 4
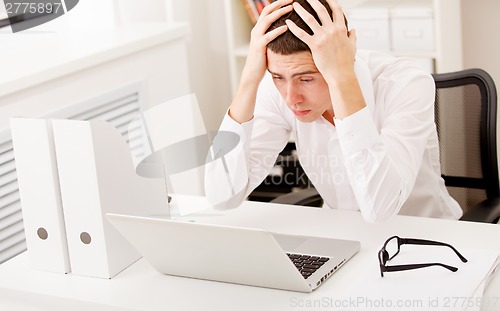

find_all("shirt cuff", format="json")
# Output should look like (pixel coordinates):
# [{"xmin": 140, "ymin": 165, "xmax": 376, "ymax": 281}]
[
  {"xmin": 220, "ymin": 109, "xmax": 254, "ymax": 148},
  {"xmin": 335, "ymin": 107, "xmax": 380, "ymax": 155}
]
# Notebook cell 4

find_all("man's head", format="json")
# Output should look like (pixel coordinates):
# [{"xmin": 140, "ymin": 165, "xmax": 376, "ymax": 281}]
[
  {"xmin": 265, "ymin": 0, "xmax": 348, "ymax": 123},
  {"xmin": 266, "ymin": 0, "xmax": 347, "ymax": 55}
]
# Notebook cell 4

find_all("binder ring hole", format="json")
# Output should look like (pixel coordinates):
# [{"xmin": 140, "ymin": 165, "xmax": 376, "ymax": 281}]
[
  {"xmin": 80, "ymin": 232, "xmax": 91, "ymax": 244},
  {"xmin": 37, "ymin": 228, "xmax": 48, "ymax": 240}
]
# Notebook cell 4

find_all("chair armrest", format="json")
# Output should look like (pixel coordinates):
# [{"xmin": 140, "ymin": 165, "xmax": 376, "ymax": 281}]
[
  {"xmin": 459, "ymin": 197, "xmax": 500, "ymax": 223},
  {"xmin": 269, "ymin": 188, "xmax": 322, "ymax": 207}
]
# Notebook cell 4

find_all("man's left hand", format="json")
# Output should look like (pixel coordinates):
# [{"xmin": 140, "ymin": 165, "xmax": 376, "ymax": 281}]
[{"xmin": 285, "ymin": 0, "xmax": 357, "ymax": 84}]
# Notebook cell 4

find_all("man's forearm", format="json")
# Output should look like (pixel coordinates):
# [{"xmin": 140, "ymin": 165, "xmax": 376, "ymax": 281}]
[
  {"xmin": 228, "ymin": 77, "xmax": 260, "ymax": 124},
  {"xmin": 326, "ymin": 71, "xmax": 367, "ymax": 120}
]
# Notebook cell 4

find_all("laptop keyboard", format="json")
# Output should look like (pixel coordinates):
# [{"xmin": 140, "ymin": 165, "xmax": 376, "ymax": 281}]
[{"xmin": 286, "ymin": 253, "xmax": 329, "ymax": 279}]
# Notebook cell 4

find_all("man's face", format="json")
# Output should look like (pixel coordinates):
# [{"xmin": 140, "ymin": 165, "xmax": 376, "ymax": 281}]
[{"xmin": 267, "ymin": 49, "xmax": 333, "ymax": 123}]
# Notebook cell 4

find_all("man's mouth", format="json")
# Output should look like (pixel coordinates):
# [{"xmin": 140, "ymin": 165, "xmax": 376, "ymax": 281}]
[{"xmin": 292, "ymin": 109, "xmax": 311, "ymax": 117}]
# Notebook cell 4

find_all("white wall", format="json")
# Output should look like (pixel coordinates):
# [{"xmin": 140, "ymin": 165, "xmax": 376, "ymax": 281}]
[
  {"xmin": 0, "ymin": 41, "xmax": 190, "ymax": 130},
  {"xmin": 461, "ymin": 0, "xmax": 500, "ymax": 169},
  {"xmin": 170, "ymin": 0, "xmax": 232, "ymax": 133},
  {"xmin": 461, "ymin": 0, "xmax": 500, "ymax": 88}
]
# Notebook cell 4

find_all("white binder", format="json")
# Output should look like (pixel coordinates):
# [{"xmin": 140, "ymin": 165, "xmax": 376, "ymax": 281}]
[
  {"xmin": 52, "ymin": 119, "xmax": 169, "ymax": 279},
  {"xmin": 9, "ymin": 118, "xmax": 70, "ymax": 274}
]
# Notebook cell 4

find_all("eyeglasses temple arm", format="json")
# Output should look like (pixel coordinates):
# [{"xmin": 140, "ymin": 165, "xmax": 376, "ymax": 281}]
[
  {"xmin": 401, "ymin": 238, "xmax": 468, "ymax": 263},
  {"xmin": 382, "ymin": 263, "xmax": 458, "ymax": 274}
]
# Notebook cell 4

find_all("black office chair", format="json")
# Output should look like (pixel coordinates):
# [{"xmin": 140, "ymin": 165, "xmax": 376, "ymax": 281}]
[
  {"xmin": 271, "ymin": 68, "xmax": 500, "ymax": 224},
  {"xmin": 434, "ymin": 68, "xmax": 500, "ymax": 223}
]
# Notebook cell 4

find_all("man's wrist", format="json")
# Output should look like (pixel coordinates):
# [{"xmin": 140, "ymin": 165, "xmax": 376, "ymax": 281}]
[
  {"xmin": 239, "ymin": 69, "xmax": 264, "ymax": 89},
  {"xmin": 326, "ymin": 69, "xmax": 367, "ymax": 120},
  {"xmin": 323, "ymin": 68, "xmax": 357, "ymax": 87}
]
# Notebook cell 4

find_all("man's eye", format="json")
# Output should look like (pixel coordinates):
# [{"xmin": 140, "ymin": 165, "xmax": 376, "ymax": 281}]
[
  {"xmin": 272, "ymin": 76, "xmax": 283, "ymax": 81},
  {"xmin": 300, "ymin": 79, "xmax": 313, "ymax": 83}
]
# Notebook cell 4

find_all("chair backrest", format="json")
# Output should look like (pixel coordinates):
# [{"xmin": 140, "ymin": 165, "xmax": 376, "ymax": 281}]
[{"xmin": 433, "ymin": 68, "xmax": 499, "ymax": 213}]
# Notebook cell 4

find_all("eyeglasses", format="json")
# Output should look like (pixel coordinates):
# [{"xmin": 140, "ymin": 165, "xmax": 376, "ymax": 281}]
[{"xmin": 378, "ymin": 236, "xmax": 468, "ymax": 277}]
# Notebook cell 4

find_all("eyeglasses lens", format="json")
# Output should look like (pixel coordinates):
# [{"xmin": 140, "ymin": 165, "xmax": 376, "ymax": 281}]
[{"xmin": 385, "ymin": 236, "xmax": 399, "ymax": 260}]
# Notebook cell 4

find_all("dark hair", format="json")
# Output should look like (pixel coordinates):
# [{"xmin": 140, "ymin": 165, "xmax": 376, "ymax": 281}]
[{"xmin": 266, "ymin": 0, "xmax": 348, "ymax": 55}]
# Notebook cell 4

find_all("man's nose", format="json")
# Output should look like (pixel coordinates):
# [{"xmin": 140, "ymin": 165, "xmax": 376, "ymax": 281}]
[{"xmin": 285, "ymin": 83, "xmax": 301, "ymax": 105}]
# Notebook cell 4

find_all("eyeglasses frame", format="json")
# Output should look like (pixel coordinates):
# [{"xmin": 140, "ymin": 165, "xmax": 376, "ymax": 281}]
[{"xmin": 378, "ymin": 236, "xmax": 468, "ymax": 277}]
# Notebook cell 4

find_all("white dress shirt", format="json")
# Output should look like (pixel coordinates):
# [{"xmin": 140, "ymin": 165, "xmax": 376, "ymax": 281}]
[{"xmin": 205, "ymin": 50, "xmax": 462, "ymax": 222}]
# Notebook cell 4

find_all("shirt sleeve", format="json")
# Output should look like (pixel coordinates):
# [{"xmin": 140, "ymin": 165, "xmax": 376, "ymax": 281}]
[
  {"xmin": 205, "ymin": 74, "xmax": 291, "ymax": 209},
  {"xmin": 335, "ymin": 68, "xmax": 436, "ymax": 223}
]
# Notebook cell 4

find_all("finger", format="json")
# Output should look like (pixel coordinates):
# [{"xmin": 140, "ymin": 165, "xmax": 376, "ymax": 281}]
[
  {"xmin": 285, "ymin": 19, "xmax": 312, "ymax": 45},
  {"xmin": 305, "ymin": 0, "xmax": 333, "ymax": 25},
  {"xmin": 324, "ymin": 0, "xmax": 337, "ymax": 16},
  {"xmin": 349, "ymin": 28, "xmax": 358, "ymax": 57},
  {"xmin": 348, "ymin": 28, "xmax": 357, "ymax": 45},
  {"xmin": 292, "ymin": 2, "xmax": 321, "ymax": 34},
  {"xmin": 327, "ymin": 0, "xmax": 345, "ymax": 27},
  {"xmin": 261, "ymin": 0, "xmax": 293, "ymax": 16},
  {"xmin": 256, "ymin": 4, "xmax": 293, "ymax": 33},
  {"xmin": 260, "ymin": 4, "xmax": 293, "ymax": 25},
  {"xmin": 348, "ymin": 28, "xmax": 357, "ymax": 40},
  {"xmin": 264, "ymin": 25, "xmax": 288, "ymax": 43}
]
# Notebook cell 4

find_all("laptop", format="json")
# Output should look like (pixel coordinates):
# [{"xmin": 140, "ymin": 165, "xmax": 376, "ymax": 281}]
[{"xmin": 106, "ymin": 213, "xmax": 360, "ymax": 293}]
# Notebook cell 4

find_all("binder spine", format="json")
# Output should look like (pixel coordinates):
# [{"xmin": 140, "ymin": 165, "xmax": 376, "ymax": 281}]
[
  {"xmin": 10, "ymin": 118, "xmax": 70, "ymax": 274},
  {"xmin": 52, "ymin": 119, "xmax": 168, "ymax": 279}
]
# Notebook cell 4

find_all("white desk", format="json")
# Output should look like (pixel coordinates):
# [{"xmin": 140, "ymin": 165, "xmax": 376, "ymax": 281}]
[{"xmin": 0, "ymin": 198, "xmax": 499, "ymax": 311}]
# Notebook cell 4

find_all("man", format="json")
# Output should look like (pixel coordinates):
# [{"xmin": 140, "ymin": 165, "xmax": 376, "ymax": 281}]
[{"xmin": 205, "ymin": 0, "xmax": 461, "ymax": 222}]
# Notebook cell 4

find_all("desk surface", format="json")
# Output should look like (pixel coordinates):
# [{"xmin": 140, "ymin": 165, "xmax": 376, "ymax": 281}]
[{"xmin": 1, "ymin": 197, "xmax": 499, "ymax": 311}]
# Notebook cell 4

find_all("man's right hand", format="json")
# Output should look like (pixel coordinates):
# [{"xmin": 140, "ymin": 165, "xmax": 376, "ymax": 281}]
[
  {"xmin": 229, "ymin": 0, "xmax": 293, "ymax": 124},
  {"xmin": 241, "ymin": 0, "xmax": 293, "ymax": 85}
]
